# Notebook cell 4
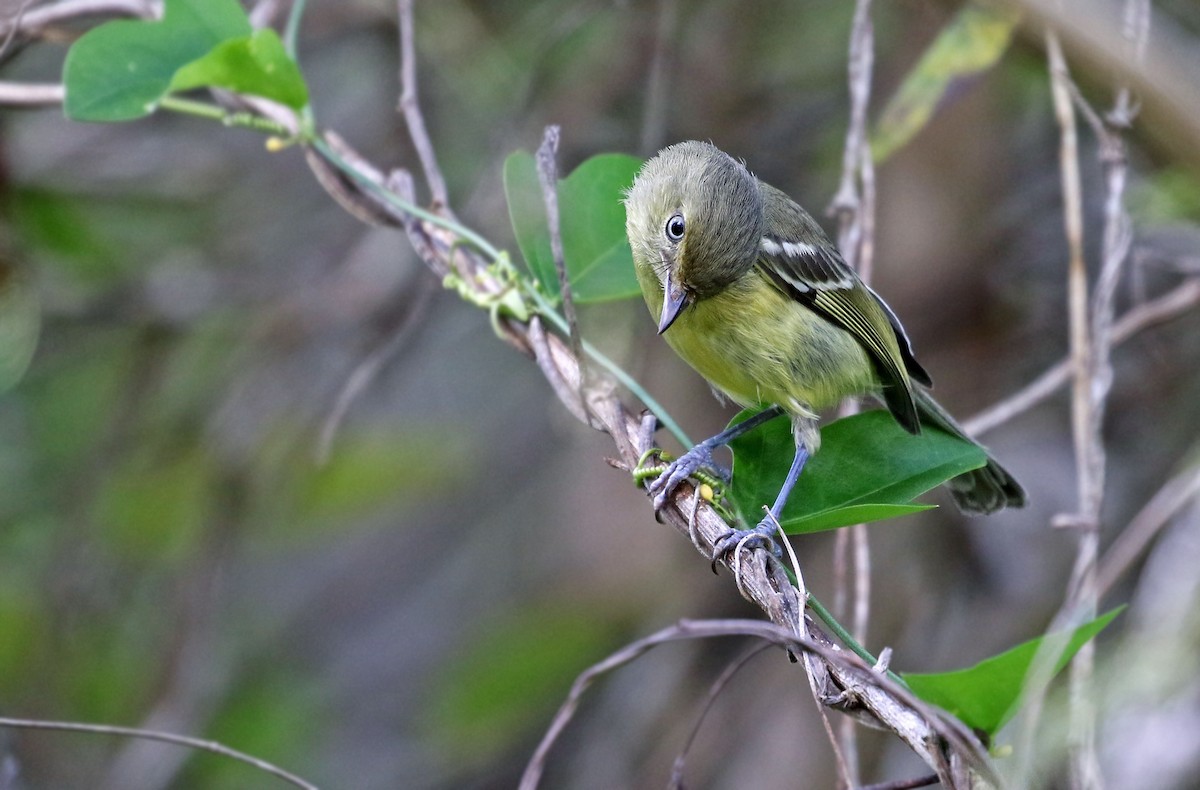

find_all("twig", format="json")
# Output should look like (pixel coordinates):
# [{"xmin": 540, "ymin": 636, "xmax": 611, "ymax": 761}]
[
  {"xmin": 519, "ymin": 618, "xmax": 996, "ymax": 790},
  {"xmin": 1097, "ymin": 463, "xmax": 1200, "ymax": 598},
  {"xmin": 0, "ymin": 717, "xmax": 317, "ymax": 790},
  {"xmin": 0, "ymin": 0, "xmax": 153, "ymax": 41},
  {"xmin": 316, "ymin": 274, "xmax": 438, "ymax": 463},
  {"xmin": 668, "ymin": 644, "xmax": 773, "ymax": 789},
  {"xmin": 830, "ymin": 3, "xmax": 876, "ymax": 780},
  {"xmin": 535, "ymin": 125, "xmax": 589, "ymax": 417},
  {"xmin": 1045, "ymin": 29, "xmax": 1106, "ymax": 790},
  {"xmin": 397, "ymin": 0, "xmax": 449, "ymax": 210},
  {"xmin": 0, "ymin": 81, "xmax": 63, "ymax": 106},
  {"xmin": 963, "ymin": 277, "xmax": 1200, "ymax": 437}
]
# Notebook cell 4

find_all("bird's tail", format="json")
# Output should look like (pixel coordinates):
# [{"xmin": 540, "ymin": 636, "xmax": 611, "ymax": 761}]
[{"xmin": 914, "ymin": 388, "xmax": 1026, "ymax": 514}]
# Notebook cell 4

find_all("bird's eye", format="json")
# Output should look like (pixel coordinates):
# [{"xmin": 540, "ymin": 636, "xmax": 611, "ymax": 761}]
[{"xmin": 665, "ymin": 214, "xmax": 686, "ymax": 242}]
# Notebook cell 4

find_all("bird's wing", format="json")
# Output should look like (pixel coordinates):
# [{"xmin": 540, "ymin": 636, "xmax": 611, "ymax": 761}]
[{"xmin": 754, "ymin": 184, "xmax": 929, "ymax": 431}]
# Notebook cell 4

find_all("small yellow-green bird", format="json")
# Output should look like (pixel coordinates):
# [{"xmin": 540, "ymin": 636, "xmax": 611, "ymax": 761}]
[{"xmin": 625, "ymin": 140, "xmax": 1024, "ymax": 557}]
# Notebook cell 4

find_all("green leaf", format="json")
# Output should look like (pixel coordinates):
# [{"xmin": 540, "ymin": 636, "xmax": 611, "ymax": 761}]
[
  {"xmin": 170, "ymin": 29, "xmax": 309, "ymax": 110},
  {"xmin": 0, "ymin": 260, "xmax": 40, "ymax": 394},
  {"xmin": 728, "ymin": 409, "xmax": 986, "ymax": 534},
  {"xmin": 872, "ymin": 4, "xmax": 1020, "ymax": 162},
  {"xmin": 503, "ymin": 151, "xmax": 642, "ymax": 303},
  {"xmin": 903, "ymin": 607, "xmax": 1124, "ymax": 736},
  {"xmin": 64, "ymin": 0, "xmax": 251, "ymax": 121}
]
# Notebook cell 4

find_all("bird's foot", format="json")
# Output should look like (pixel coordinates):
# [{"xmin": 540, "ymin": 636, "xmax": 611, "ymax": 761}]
[
  {"xmin": 638, "ymin": 444, "xmax": 730, "ymax": 509},
  {"xmin": 711, "ymin": 517, "xmax": 784, "ymax": 565}
]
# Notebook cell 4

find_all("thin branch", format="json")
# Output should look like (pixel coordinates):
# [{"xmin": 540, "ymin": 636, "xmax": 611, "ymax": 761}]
[
  {"xmin": 0, "ymin": 717, "xmax": 317, "ymax": 790},
  {"xmin": 316, "ymin": 274, "xmax": 438, "ymax": 463},
  {"xmin": 535, "ymin": 125, "xmax": 589, "ymax": 417},
  {"xmin": 963, "ymin": 277, "xmax": 1200, "ymax": 436},
  {"xmin": 0, "ymin": 0, "xmax": 153, "ymax": 40},
  {"xmin": 668, "ymin": 644, "xmax": 774, "ymax": 789},
  {"xmin": 1046, "ymin": 29, "xmax": 1105, "ymax": 790},
  {"xmin": 519, "ymin": 618, "xmax": 996, "ymax": 790},
  {"xmin": 1097, "ymin": 463, "xmax": 1200, "ymax": 598},
  {"xmin": 397, "ymin": 0, "xmax": 449, "ymax": 209},
  {"xmin": 0, "ymin": 81, "xmax": 63, "ymax": 106},
  {"xmin": 830, "ymin": 5, "xmax": 876, "ymax": 781}
]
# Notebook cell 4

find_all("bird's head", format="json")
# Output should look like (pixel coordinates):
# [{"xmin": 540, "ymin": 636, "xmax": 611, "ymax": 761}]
[{"xmin": 625, "ymin": 140, "xmax": 764, "ymax": 333}]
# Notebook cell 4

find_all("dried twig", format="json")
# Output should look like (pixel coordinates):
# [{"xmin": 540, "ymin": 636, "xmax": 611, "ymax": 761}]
[
  {"xmin": 0, "ymin": 717, "xmax": 316, "ymax": 790},
  {"xmin": 397, "ymin": 0, "xmax": 449, "ymax": 210},
  {"xmin": 829, "ymin": 3, "xmax": 876, "ymax": 780},
  {"xmin": 1045, "ymin": 29, "xmax": 1105, "ymax": 790},
  {"xmin": 316, "ymin": 274, "xmax": 438, "ymax": 463},
  {"xmin": 667, "ymin": 643, "xmax": 773, "ymax": 789},
  {"xmin": 963, "ymin": 277, "xmax": 1200, "ymax": 436},
  {"xmin": 535, "ymin": 125, "xmax": 589, "ymax": 416},
  {"xmin": 1097, "ymin": 463, "xmax": 1200, "ymax": 598},
  {"xmin": 0, "ymin": 81, "xmax": 63, "ymax": 105},
  {"xmin": 518, "ymin": 618, "xmax": 996, "ymax": 790},
  {"xmin": 0, "ymin": 0, "xmax": 153, "ymax": 41}
]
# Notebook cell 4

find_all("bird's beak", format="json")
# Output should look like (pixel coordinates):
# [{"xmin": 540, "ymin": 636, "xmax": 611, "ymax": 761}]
[{"xmin": 657, "ymin": 272, "xmax": 689, "ymax": 335}]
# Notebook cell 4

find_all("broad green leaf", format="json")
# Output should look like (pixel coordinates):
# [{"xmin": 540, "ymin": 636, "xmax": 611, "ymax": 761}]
[
  {"xmin": 170, "ymin": 29, "xmax": 309, "ymax": 110},
  {"xmin": 872, "ymin": 4, "xmax": 1020, "ymax": 162},
  {"xmin": 64, "ymin": 0, "xmax": 251, "ymax": 121},
  {"xmin": 503, "ymin": 151, "xmax": 642, "ymax": 303},
  {"xmin": 0, "ymin": 260, "xmax": 40, "ymax": 394},
  {"xmin": 728, "ymin": 409, "xmax": 986, "ymax": 534},
  {"xmin": 903, "ymin": 607, "xmax": 1124, "ymax": 736}
]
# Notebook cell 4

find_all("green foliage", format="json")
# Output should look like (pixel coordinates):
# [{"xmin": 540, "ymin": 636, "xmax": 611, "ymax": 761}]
[
  {"xmin": 170, "ymin": 29, "xmax": 309, "ymax": 110},
  {"xmin": 0, "ymin": 260, "xmax": 40, "ymax": 394},
  {"xmin": 425, "ymin": 604, "xmax": 623, "ymax": 765},
  {"xmin": 503, "ymin": 151, "xmax": 642, "ymax": 303},
  {"xmin": 63, "ymin": 0, "xmax": 307, "ymax": 122},
  {"xmin": 728, "ymin": 409, "xmax": 985, "ymax": 533},
  {"xmin": 872, "ymin": 4, "xmax": 1020, "ymax": 162},
  {"xmin": 903, "ymin": 608, "xmax": 1123, "ymax": 737}
]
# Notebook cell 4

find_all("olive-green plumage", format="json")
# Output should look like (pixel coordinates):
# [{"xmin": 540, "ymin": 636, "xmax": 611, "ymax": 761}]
[{"xmin": 626, "ymin": 140, "xmax": 1024, "ymax": 514}]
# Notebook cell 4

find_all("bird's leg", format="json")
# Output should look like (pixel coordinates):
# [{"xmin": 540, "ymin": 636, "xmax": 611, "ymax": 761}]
[
  {"xmin": 712, "ymin": 441, "xmax": 810, "ymax": 561},
  {"xmin": 644, "ymin": 405, "xmax": 784, "ymax": 509}
]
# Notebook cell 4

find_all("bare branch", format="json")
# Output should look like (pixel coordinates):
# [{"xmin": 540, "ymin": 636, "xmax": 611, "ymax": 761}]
[
  {"xmin": 668, "ymin": 644, "xmax": 774, "ymax": 789},
  {"xmin": 316, "ymin": 274, "xmax": 438, "ymax": 463},
  {"xmin": 535, "ymin": 125, "xmax": 589, "ymax": 417},
  {"xmin": 0, "ymin": 0, "xmax": 154, "ymax": 40},
  {"xmin": 0, "ymin": 717, "xmax": 317, "ymax": 790},
  {"xmin": 519, "ymin": 618, "xmax": 997, "ymax": 790},
  {"xmin": 397, "ymin": 0, "xmax": 449, "ymax": 209},
  {"xmin": 0, "ymin": 80, "xmax": 63, "ymax": 106},
  {"xmin": 963, "ymin": 277, "xmax": 1200, "ymax": 436},
  {"xmin": 1097, "ymin": 464, "xmax": 1200, "ymax": 598}
]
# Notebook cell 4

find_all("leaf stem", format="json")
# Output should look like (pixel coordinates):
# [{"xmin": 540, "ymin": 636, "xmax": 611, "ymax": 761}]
[
  {"xmin": 157, "ymin": 96, "xmax": 292, "ymax": 136},
  {"xmin": 284, "ymin": 0, "xmax": 308, "ymax": 57},
  {"xmin": 310, "ymin": 137, "xmax": 503, "ymax": 261}
]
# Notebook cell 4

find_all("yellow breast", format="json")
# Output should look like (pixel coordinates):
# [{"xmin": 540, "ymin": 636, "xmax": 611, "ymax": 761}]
[{"xmin": 648, "ymin": 272, "xmax": 879, "ymax": 417}]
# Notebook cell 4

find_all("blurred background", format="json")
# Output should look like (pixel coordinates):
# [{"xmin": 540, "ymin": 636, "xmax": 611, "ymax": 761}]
[{"xmin": 2, "ymin": 0, "xmax": 1200, "ymax": 788}]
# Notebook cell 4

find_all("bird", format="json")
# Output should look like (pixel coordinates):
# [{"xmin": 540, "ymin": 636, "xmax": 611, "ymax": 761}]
[{"xmin": 624, "ymin": 140, "xmax": 1024, "ymax": 559}]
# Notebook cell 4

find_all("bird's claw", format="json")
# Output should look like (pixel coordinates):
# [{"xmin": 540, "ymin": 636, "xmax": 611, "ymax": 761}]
[
  {"xmin": 710, "ymin": 518, "xmax": 783, "ymax": 566},
  {"xmin": 646, "ymin": 443, "xmax": 726, "ymax": 508}
]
